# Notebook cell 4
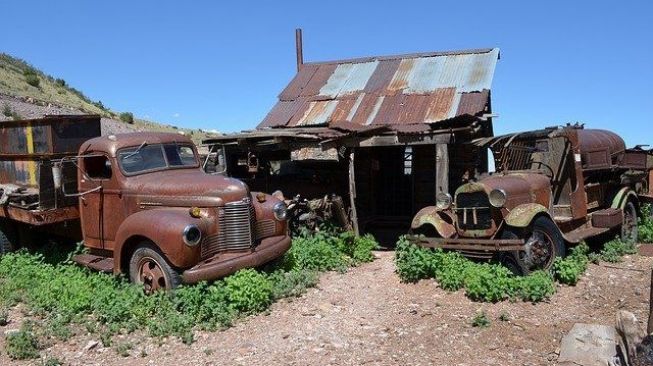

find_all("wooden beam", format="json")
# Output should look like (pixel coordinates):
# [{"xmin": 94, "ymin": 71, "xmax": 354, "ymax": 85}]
[
  {"xmin": 348, "ymin": 150, "xmax": 360, "ymax": 236},
  {"xmin": 436, "ymin": 144, "xmax": 449, "ymax": 194}
]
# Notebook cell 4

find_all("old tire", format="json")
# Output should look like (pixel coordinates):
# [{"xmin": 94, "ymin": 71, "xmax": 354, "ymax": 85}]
[
  {"xmin": 503, "ymin": 216, "xmax": 565, "ymax": 275},
  {"xmin": 620, "ymin": 201, "xmax": 638, "ymax": 244},
  {"xmin": 129, "ymin": 243, "xmax": 182, "ymax": 294}
]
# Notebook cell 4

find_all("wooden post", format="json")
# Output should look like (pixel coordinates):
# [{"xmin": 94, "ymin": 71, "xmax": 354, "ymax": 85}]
[
  {"xmin": 435, "ymin": 143, "xmax": 449, "ymax": 194},
  {"xmin": 648, "ymin": 268, "xmax": 653, "ymax": 335},
  {"xmin": 348, "ymin": 150, "xmax": 360, "ymax": 236}
]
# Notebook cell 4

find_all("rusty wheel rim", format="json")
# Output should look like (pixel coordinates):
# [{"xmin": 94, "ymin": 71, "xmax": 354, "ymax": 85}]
[
  {"xmin": 137, "ymin": 258, "xmax": 167, "ymax": 295},
  {"xmin": 528, "ymin": 230, "xmax": 556, "ymax": 269}
]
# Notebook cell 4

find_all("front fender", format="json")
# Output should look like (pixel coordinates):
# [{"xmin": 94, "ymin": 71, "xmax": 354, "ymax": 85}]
[
  {"xmin": 410, "ymin": 206, "xmax": 456, "ymax": 238},
  {"xmin": 113, "ymin": 209, "xmax": 206, "ymax": 273},
  {"xmin": 611, "ymin": 187, "xmax": 639, "ymax": 210},
  {"xmin": 505, "ymin": 203, "xmax": 549, "ymax": 228}
]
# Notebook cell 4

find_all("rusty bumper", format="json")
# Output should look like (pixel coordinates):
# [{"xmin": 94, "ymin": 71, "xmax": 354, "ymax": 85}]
[
  {"xmin": 411, "ymin": 236, "xmax": 525, "ymax": 252},
  {"xmin": 182, "ymin": 235, "xmax": 291, "ymax": 284}
]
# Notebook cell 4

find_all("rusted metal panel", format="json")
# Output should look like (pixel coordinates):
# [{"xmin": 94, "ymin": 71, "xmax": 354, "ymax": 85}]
[
  {"xmin": 299, "ymin": 64, "xmax": 338, "ymax": 98},
  {"xmin": 363, "ymin": 59, "xmax": 401, "ymax": 94},
  {"xmin": 278, "ymin": 64, "xmax": 319, "ymax": 101},
  {"xmin": 295, "ymin": 100, "xmax": 339, "ymax": 126},
  {"xmin": 260, "ymin": 99, "xmax": 307, "ymax": 128},
  {"xmin": 424, "ymin": 88, "xmax": 457, "ymax": 122},
  {"xmin": 256, "ymin": 48, "xmax": 499, "ymax": 129},
  {"xmin": 386, "ymin": 58, "xmax": 416, "ymax": 94},
  {"xmin": 456, "ymin": 90, "xmax": 489, "ymax": 116}
]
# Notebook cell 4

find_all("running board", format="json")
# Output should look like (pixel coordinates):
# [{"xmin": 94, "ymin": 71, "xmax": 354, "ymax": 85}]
[
  {"xmin": 564, "ymin": 226, "xmax": 611, "ymax": 243},
  {"xmin": 72, "ymin": 254, "xmax": 114, "ymax": 273}
]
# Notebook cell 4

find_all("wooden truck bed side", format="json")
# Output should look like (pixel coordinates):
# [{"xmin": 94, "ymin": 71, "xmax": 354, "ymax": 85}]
[{"xmin": 0, "ymin": 115, "xmax": 101, "ymax": 226}]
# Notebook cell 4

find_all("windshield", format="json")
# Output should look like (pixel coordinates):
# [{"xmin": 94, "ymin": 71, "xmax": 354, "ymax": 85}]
[
  {"xmin": 118, "ymin": 143, "xmax": 198, "ymax": 175},
  {"xmin": 491, "ymin": 138, "xmax": 555, "ymax": 173}
]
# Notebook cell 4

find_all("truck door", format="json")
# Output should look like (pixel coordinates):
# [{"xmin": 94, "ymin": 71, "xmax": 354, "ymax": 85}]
[{"xmin": 78, "ymin": 153, "xmax": 114, "ymax": 249}]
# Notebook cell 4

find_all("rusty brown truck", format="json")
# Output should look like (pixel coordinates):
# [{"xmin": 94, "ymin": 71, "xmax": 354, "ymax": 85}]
[
  {"xmin": 0, "ymin": 115, "xmax": 291, "ymax": 293},
  {"xmin": 410, "ymin": 125, "xmax": 652, "ymax": 274}
]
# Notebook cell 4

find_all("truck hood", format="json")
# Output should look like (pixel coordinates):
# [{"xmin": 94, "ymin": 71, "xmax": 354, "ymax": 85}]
[
  {"xmin": 123, "ymin": 168, "xmax": 249, "ymax": 206},
  {"xmin": 458, "ymin": 172, "xmax": 551, "ymax": 210}
]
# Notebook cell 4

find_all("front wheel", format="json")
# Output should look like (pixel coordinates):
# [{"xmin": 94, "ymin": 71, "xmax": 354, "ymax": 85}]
[
  {"xmin": 620, "ymin": 201, "xmax": 638, "ymax": 244},
  {"xmin": 129, "ymin": 243, "xmax": 182, "ymax": 294},
  {"xmin": 502, "ymin": 216, "xmax": 565, "ymax": 275}
]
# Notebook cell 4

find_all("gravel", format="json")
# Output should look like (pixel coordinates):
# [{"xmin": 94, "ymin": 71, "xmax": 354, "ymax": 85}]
[{"xmin": 1, "ymin": 251, "xmax": 651, "ymax": 365}]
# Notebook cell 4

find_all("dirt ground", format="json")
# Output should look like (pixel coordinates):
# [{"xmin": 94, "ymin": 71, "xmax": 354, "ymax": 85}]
[{"xmin": 2, "ymin": 250, "xmax": 652, "ymax": 366}]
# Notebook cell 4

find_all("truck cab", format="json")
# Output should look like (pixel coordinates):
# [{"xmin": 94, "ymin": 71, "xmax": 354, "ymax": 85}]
[
  {"xmin": 70, "ymin": 132, "xmax": 291, "ymax": 293},
  {"xmin": 410, "ymin": 125, "xmax": 647, "ymax": 274}
]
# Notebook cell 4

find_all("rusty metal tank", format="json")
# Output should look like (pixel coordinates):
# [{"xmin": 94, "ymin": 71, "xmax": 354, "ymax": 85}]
[{"xmin": 576, "ymin": 129, "xmax": 626, "ymax": 170}]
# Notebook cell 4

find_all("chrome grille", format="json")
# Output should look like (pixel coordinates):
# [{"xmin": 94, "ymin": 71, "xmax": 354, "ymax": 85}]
[
  {"xmin": 255, "ymin": 219, "xmax": 276, "ymax": 240},
  {"xmin": 455, "ymin": 192, "xmax": 492, "ymax": 230},
  {"xmin": 201, "ymin": 199, "xmax": 254, "ymax": 259}
]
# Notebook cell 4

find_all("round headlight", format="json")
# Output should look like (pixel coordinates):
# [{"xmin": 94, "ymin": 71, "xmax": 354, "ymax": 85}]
[
  {"xmin": 435, "ymin": 193, "xmax": 452, "ymax": 210},
  {"xmin": 182, "ymin": 225, "xmax": 202, "ymax": 246},
  {"xmin": 489, "ymin": 189, "xmax": 507, "ymax": 208},
  {"xmin": 273, "ymin": 202, "xmax": 288, "ymax": 221}
]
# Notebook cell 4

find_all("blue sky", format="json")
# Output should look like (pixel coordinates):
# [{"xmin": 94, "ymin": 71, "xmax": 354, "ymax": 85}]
[{"xmin": 1, "ymin": 0, "xmax": 651, "ymax": 145}]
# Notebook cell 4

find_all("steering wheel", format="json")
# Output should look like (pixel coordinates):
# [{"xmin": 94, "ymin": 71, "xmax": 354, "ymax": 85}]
[{"xmin": 532, "ymin": 161, "xmax": 555, "ymax": 181}]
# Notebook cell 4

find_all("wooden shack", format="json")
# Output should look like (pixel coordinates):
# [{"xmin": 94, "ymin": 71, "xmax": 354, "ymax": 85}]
[{"xmin": 204, "ymin": 47, "xmax": 500, "ymax": 244}]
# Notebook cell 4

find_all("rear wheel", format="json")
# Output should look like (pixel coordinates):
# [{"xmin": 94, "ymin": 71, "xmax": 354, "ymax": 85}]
[
  {"xmin": 129, "ymin": 243, "xmax": 182, "ymax": 294},
  {"xmin": 620, "ymin": 201, "xmax": 638, "ymax": 244}
]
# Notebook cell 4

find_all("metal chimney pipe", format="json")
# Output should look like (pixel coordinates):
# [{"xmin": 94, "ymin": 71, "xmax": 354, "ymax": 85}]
[{"xmin": 295, "ymin": 28, "xmax": 303, "ymax": 72}]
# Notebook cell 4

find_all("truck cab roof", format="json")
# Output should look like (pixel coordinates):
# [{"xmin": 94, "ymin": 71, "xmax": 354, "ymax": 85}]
[{"xmin": 80, "ymin": 132, "xmax": 195, "ymax": 157}]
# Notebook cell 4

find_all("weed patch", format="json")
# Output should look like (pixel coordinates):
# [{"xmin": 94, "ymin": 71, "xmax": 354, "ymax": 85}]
[
  {"xmin": 0, "ymin": 230, "xmax": 377, "ymax": 354},
  {"xmin": 396, "ymin": 236, "xmax": 633, "ymax": 303},
  {"xmin": 5, "ymin": 323, "xmax": 40, "ymax": 360},
  {"xmin": 471, "ymin": 311, "xmax": 490, "ymax": 328},
  {"xmin": 639, "ymin": 204, "xmax": 653, "ymax": 243}
]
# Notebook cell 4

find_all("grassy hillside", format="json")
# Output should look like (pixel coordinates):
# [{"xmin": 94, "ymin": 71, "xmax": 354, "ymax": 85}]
[{"xmin": 0, "ymin": 53, "xmax": 213, "ymax": 143}]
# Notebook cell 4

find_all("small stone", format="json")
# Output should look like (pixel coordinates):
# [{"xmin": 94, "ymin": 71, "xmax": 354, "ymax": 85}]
[{"xmin": 84, "ymin": 340, "xmax": 99, "ymax": 351}]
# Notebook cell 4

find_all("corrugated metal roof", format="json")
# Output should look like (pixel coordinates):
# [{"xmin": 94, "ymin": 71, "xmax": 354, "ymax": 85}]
[{"xmin": 258, "ymin": 48, "xmax": 499, "ymax": 129}]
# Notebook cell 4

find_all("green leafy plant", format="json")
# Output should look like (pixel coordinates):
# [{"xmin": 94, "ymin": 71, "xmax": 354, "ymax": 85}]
[
  {"xmin": 223, "ymin": 269, "xmax": 273, "ymax": 314},
  {"xmin": 471, "ymin": 311, "xmax": 490, "ymax": 328},
  {"xmin": 0, "ymin": 230, "xmax": 377, "ymax": 354},
  {"xmin": 553, "ymin": 243, "xmax": 589, "ymax": 285},
  {"xmin": 119, "ymin": 112, "xmax": 134, "ymax": 124},
  {"xmin": 639, "ymin": 204, "xmax": 653, "ymax": 243},
  {"xmin": 498, "ymin": 311, "xmax": 510, "ymax": 322},
  {"xmin": 596, "ymin": 238, "xmax": 637, "ymax": 263},
  {"xmin": 24, "ymin": 73, "xmax": 40, "ymax": 87},
  {"xmin": 5, "ymin": 323, "xmax": 40, "ymax": 360}
]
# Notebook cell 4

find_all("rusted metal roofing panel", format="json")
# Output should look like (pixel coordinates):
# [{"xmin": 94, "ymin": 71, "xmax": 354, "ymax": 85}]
[
  {"xmin": 295, "ymin": 100, "xmax": 339, "ymax": 126},
  {"xmin": 278, "ymin": 64, "xmax": 319, "ymax": 101},
  {"xmin": 456, "ymin": 90, "xmax": 490, "ymax": 116},
  {"xmin": 299, "ymin": 64, "xmax": 338, "ymax": 98},
  {"xmin": 257, "ymin": 48, "xmax": 499, "ymax": 129},
  {"xmin": 259, "ymin": 99, "xmax": 307, "ymax": 128},
  {"xmin": 364, "ymin": 59, "xmax": 401, "ymax": 94}
]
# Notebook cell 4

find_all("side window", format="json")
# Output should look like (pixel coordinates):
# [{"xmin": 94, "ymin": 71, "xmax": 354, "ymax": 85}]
[{"xmin": 84, "ymin": 155, "xmax": 112, "ymax": 179}]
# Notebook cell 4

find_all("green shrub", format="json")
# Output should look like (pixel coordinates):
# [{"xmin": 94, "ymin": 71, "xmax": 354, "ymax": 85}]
[
  {"xmin": 471, "ymin": 311, "xmax": 490, "ymax": 328},
  {"xmin": 119, "ymin": 112, "xmax": 134, "ymax": 124},
  {"xmin": 515, "ymin": 271, "xmax": 555, "ymax": 302},
  {"xmin": 640, "ymin": 204, "xmax": 653, "ymax": 243},
  {"xmin": 223, "ymin": 269, "xmax": 273, "ymax": 314},
  {"xmin": 25, "ymin": 73, "xmax": 40, "ymax": 87},
  {"xmin": 553, "ymin": 243, "xmax": 589, "ymax": 285},
  {"xmin": 2, "ymin": 102, "xmax": 12, "ymax": 117},
  {"xmin": 268, "ymin": 269, "xmax": 319, "ymax": 299},
  {"xmin": 597, "ymin": 238, "xmax": 637, "ymax": 263},
  {"xmin": 54, "ymin": 78, "xmax": 66, "ymax": 87},
  {"xmin": 5, "ymin": 323, "xmax": 40, "ymax": 360},
  {"xmin": 395, "ymin": 239, "xmax": 556, "ymax": 303},
  {"xmin": 0, "ymin": 231, "xmax": 375, "ymax": 351},
  {"xmin": 284, "ymin": 233, "xmax": 347, "ymax": 272}
]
